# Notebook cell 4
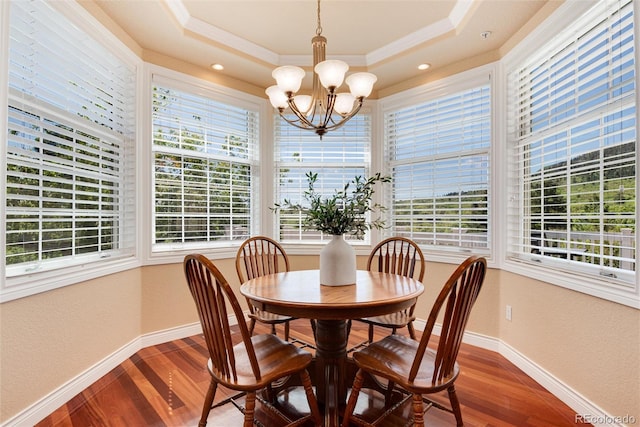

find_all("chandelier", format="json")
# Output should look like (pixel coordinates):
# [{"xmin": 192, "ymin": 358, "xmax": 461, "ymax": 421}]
[{"xmin": 265, "ymin": 0, "xmax": 377, "ymax": 138}]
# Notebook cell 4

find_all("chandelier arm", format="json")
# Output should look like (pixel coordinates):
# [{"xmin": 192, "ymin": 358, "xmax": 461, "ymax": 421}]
[
  {"xmin": 287, "ymin": 99, "xmax": 313, "ymax": 123},
  {"xmin": 318, "ymin": 91, "xmax": 338, "ymax": 130},
  {"xmin": 276, "ymin": 101, "xmax": 325, "ymax": 131},
  {"xmin": 277, "ymin": 111, "xmax": 319, "ymax": 131},
  {"xmin": 322, "ymin": 99, "xmax": 365, "ymax": 132},
  {"xmin": 285, "ymin": 97, "xmax": 321, "ymax": 130},
  {"xmin": 278, "ymin": 95, "xmax": 365, "ymax": 136}
]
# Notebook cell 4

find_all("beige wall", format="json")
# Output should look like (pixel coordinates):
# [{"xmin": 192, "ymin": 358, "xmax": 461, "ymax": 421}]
[
  {"xmin": 2, "ymin": 257, "xmax": 638, "ymax": 424},
  {"xmin": 499, "ymin": 271, "xmax": 640, "ymax": 420},
  {"xmin": 0, "ymin": 269, "xmax": 142, "ymax": 422}
]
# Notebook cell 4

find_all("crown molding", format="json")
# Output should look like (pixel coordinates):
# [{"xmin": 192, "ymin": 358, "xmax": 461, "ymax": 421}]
[{"xmin": 163, "ymin": 0, "xmax": 475, "ymax": 68}]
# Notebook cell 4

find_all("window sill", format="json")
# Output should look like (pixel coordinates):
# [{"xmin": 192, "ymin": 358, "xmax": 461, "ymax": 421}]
[
  {"xmin": 1, "ymin": 255, "xmax": 141, "ymax": 303},
  {"xmin": 503, "ymin": 258, "xmax": 639, "ymax": 309}
]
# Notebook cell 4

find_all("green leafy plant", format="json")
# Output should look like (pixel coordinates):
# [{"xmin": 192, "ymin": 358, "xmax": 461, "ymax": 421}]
[{"xmin": 273, "ymin": 171, "xmax": 392, "ymax": 237}]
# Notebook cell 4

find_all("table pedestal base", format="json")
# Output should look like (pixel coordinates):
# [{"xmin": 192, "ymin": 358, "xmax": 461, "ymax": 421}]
[{"xmin": 314, "ymin": 319, "xmax": 348, "ymax": 427}]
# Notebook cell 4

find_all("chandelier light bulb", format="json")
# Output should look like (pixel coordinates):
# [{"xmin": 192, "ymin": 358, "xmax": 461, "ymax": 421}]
[
  {"xmin": 314, "ymin": 60, "xmax": 349, "ymax": 90},
  {"xmin": 272, "ymin": 65, "xmax": 306, "ymax": 94},
  {"xmin": 265, "ymin": 85, "xmax": 288, "ymax": 109},
  {"xmin": 346, "ymin": 72, "xmax": 377, "ymax": 98},
  {"xmin": 293, "ymin": 94, "xmax": 313, "ymax": 115},
  {"xmin": 334, "ymin": 93, "xmax": 356, "ymax": 115}
]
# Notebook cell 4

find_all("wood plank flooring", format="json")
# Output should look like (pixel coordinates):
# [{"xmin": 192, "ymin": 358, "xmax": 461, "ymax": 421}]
[{"xmin": 36, "ymin": 320, "xmax": 586, "ymax": 426}]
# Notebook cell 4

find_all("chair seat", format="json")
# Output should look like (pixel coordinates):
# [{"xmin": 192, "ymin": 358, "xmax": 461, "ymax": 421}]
[
  {"xmin": 356, "ymin": 311, "xmax": 415, "ymax": 329},
  {"xmin": 353, "ymin": 334, "xmax": 459, "ymax": 393},
  {"xmin": 208, "ymin": 333, "xmax": 313, "ymax": 390},
  {"xmin": 249, "ymin": 310, "xmax": 295, "ymax": 324}
]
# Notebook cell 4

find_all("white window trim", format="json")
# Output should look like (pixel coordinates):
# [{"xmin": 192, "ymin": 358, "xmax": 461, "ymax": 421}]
[
  {"xmin": 0, "ymin": 0, "xmax": 143, "ymax": 303},
  {"xmin": 1, "ymin": 0, "xmax": 10, "ymax": 296},
  {"xmin": 499, "ymin": 0, "xmax": 640, "ymax": 309},
  {"xmin": 141, "ymin": 64, "xmax": 268, "ymax": 266},
  {"xmin": 272, "ymin": 106, "xmax": 378, "ymax": 247},
  {"xmin": 379, "ymin": 63, "xmax": 498, "ymax": 267}
]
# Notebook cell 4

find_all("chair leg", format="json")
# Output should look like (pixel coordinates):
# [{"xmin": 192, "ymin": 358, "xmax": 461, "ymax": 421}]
[
  {"xmin": 264, "ymin": 384, "xmax": 275, "ymax": 404},
  {"xmin": 243, "ymin": 391, "xmax": 256, "ymax": 427},
  {"xmin": 368, "ymin": 324, "xmax": 374, "ymax": 343},
  {"xmin": 407, "ymin": 321, "xmax": 417, "ymax": 340},
  {"xmin": 411, "ymin": 393, "xmax": 425, "ymax": 427},
  {"xmin": 300, "ymin": 368, "xmax": 322, "ymax": 426},
  {"xmin": 199, "ymin": 379, "xmax": 217, "ymax": 427},
  {"xmin": 447, "ymin": 384, "xmax": 464, "ymax": 426},
  {"xmin": 384, "ymin": 380, "xmax": 395, "ymax": 407},
  {"xmin": 311, "ymin": 319, "xmax": 317, "ymax": 341},
  {"xmin": 284, "ymin": 321, "xmax": 290, "ymax": 341},
  {"xmin": 341, "ymin": 369, "xmax": 365, "ymax": 427},
  {"xmin": 271, "ymin": 324, "xmax": 277, "ymax": 335},
  {"xmin": 248, "ymin": 318, "xmax": 256, "ymax": 336}
]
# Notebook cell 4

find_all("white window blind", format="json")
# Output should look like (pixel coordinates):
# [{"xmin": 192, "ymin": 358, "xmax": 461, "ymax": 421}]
[
  {"xmin": 5, "ymin": 0, "xmax": 136, "ymax": 278},
  {"xmin": 384, "ymin": 84, "xmax": 491, "ymax": 252},
  {"xmin": 274, "ymin": 114, "xmax": 372, "ymax": 243},
  {"xmin": 507, "ymin": 0, "xmax": 636, "ymax": 285},
  {"xmin": 152, "ymin": 84, "xmax": 258, "ymax": 249}
]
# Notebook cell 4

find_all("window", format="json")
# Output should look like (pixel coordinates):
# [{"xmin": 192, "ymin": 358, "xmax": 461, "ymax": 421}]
[
  {"xmin": 506, "ymin": 0, "xmax": 636, "ymax": 292},
  {"xmin": 151, "ymin": 80, "xmax": 259, "ymax": 251},
  {"xmin": 383, "ymin": 76, "xmax": 491, "ymax": 253},
  {"xmin": 274, "ymin": 113, "xmax": 373, "ymax": 243},
  {"xmin": 3, "ymin": 0, "xmax": 137, "ymax": 299}
]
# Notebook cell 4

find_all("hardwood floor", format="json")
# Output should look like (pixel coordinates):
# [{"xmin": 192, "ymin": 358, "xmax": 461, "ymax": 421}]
[{"xmin": 37, "ymin": 320, "xmax": 586, "ymax": 426}]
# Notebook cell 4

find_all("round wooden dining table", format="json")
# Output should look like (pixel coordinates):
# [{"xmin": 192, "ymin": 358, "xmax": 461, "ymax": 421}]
[{"xmin": 240, "ymin": 269, "xmax": 424, "ymax": 427}]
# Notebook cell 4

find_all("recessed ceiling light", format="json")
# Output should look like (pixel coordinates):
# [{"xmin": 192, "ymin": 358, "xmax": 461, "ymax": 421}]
[
  {"xmin": 480, "ymin": 31, "xmax": 492, "ymax": 40},
  {"xmin": 418, "ymin": 63, "xmax": 430, "ymax": 71},
  {"xmin": 211, "ymin": 63, "xmax": 224, "ymax": 71}
]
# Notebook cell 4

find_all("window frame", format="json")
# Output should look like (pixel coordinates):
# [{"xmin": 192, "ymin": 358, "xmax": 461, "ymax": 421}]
[
  {"xmin": 1, "ymin": 0, "xmax": 142, "ymax": 303},
  {"xmin": 501, "ymin": 0, "xmax": 640, "ymax": 308},
  {"xmin": 142, "ymin": 68, "xmax": 266, "ymax": 265},
  {"xmin": 272, "ymin": 106, "xmax": 381, "ymax": 249},
  {"xmin": 379, "ymin": 64, "xmax": 496, "ymax": 265}
]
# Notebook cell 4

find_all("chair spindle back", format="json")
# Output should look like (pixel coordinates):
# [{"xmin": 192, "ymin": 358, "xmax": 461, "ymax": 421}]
[
  {"xmin": 236, "ymin": 236, "xmax": 290, "ymax": 283},
  {"xmin": 184, "ymin": 254, "xmax": 261, "ymax": 383},
  {"xmin": 410, "ymin": 256, "xmax": 487, "ymax": 384},
  {"xmin": 367, "ymin": 237, "xmax": 425, "ymax": 281}
]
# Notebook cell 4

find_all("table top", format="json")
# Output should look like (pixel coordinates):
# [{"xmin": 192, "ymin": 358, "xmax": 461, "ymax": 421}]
[{"xmin": 240, "ymin": 269, "xmax": 424, "ymax": 320}]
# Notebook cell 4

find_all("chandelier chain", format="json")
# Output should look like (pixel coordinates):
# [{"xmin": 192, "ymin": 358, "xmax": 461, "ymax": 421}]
[{"xmin": 316, "ymin": 0, "xmax": 323, "ymax": 36}]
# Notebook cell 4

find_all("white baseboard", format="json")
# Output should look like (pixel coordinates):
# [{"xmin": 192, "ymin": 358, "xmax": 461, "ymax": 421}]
[
  {"xmin": 498, "ymin": 341, "xmax": 622, "ymax": 427},
  {"xmin": 2, "ymin": 338, "xmax": 142, "ymax": 427},
  {"xmin": 414, "ymin": 320, "xmax": 620, "ymax": 427},
  {"xmin": 1, "ymin": 318, "xmax": 226, "ymax": 427},
  {"xmin": 415, "ymin": 319, "xmax": 500, "ymax": 352},
  {"xmin": 140, "ymin": 321, "xmax": 203, "ymax": 348},
  {"xmin": 2, "ymin": 314, "xmax": 620, "ymax": 427}
]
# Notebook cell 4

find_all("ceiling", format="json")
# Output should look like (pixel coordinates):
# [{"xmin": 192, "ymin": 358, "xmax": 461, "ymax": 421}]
[{"xmin": 86, "ymin": 0, "xmax": 558, "ymax": 97}]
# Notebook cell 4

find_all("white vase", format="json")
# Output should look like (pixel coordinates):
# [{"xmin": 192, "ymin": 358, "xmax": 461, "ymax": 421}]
[{"xmin": 319, "ymin": 234, "xmax": 356, "ymax": 286}]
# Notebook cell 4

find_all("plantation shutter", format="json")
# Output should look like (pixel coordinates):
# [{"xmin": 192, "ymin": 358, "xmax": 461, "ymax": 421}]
[
  {"xmin": 151, "ymin": 82, "xmax": 259, "ymax": 249},
  {"xmin": 5, "ymin": 0, "xmax": 136, "ymax": 277},
  {"xmin": 384, "ymin": 83, "xmax": 491, "ymax": 252},
  {"xmin": 274, "ymin": 113, "xmax": 372, "ymax": 243},
  {"xmin": 506, "ymin": 0, "xmax": 636, "ymax": 284}
]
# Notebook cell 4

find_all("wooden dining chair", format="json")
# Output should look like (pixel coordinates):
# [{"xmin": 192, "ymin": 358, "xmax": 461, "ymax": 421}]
[
  {"xmin": 184, "ymin": 254, "xmax": 322, "ymax": 427},
  {"xmin": 350, "ymin": 237, "xmax": 425, "ymax": 349},
  {"xmin": 342, "ymin": 256, "xmax": 487, "ymax": 427},
  {"xmin": 236, "ymin": 236, "xmax": 295, "ymax": 340}
]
